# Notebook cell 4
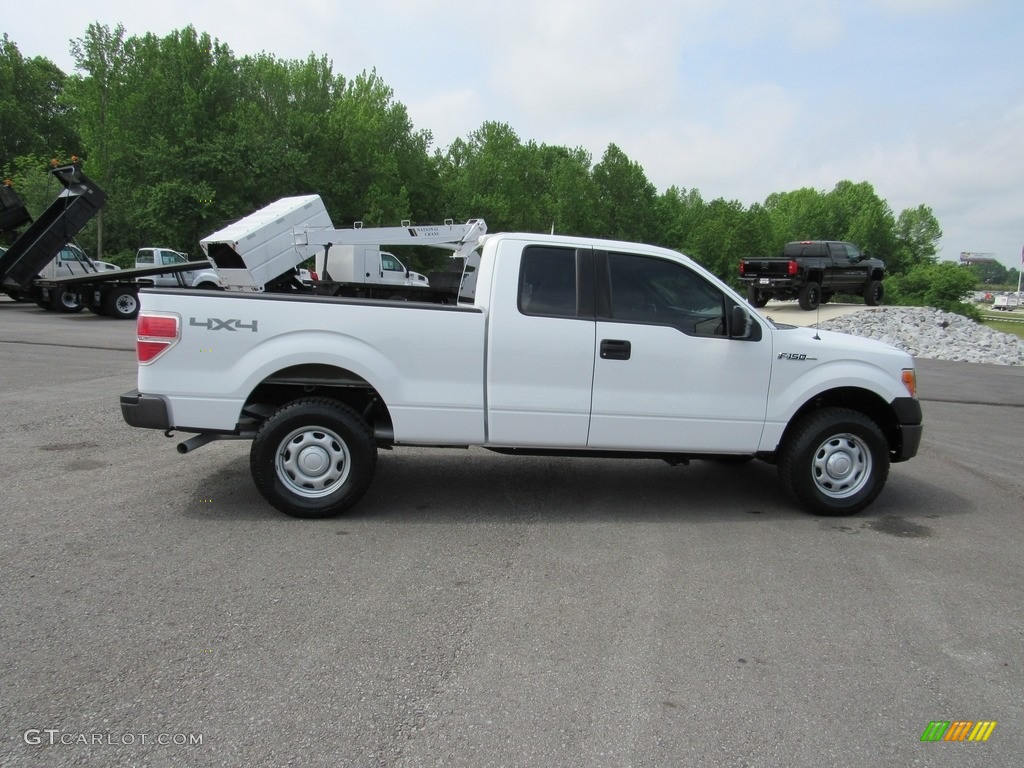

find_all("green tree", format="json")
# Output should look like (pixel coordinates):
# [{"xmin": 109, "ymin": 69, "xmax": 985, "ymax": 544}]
[
  {"xmin": 885, "ymin": 262, "xmax": 979, "ymax": 318},
  {"xmin": 0, "ymin": 35, "xmax": 79, "ymax": 170},
  {"xmin": 591, "ymin": 143, "xmax": 657, "ymax": 242},
  {"xmin": 822, "ymin": 180, "xmax": 896, "ymax": 261},
  {"xmin": 890, "ymin": 204, "xmax": 942, "ymax": 274},
  {"xmin": 763, "ymin": 187, "xmax": 827, "ymax": 251}
]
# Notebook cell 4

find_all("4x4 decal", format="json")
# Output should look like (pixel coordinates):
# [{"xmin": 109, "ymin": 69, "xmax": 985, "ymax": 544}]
[{"xmin": 189, "ymin": 317, "xmax": 258, "ymax": 332}]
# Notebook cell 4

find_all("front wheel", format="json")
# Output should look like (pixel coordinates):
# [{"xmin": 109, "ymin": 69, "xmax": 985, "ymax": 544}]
[
  {"xmin": 250, "ymin": 398, "xmax": 377, "ymax": 518},
  {"xmin": 51, "ymin": 285, "xmax": 83, "ymax": 313},
  {"xmin": 778, "ymin": 408, "xmax": 890, "ymax": 515},
  {"xmin": 864, "ymin": 280, "xmax": 884, "ymax": 306}
]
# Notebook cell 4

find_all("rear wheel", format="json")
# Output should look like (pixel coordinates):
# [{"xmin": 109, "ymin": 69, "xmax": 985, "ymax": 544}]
[
  {"xmin": 864, "ymin": 280, "xmax": 884, "ymax": 306},
  {"xmin": 778, "ymin": 408, "xmax": 890, "ymax": 515},
  {"xmin": 250, "ymin": 398, "xmax": 377, "ymax": 518},
  {"xmin": 746, "ymin": 285, "xmax": 769, "ymax": 308},
  {"xmin": 103, "ymin": 286, "xmax": 140, "ymax": 319},
  {"xmin": 797, "ymin": 281, "xmax": 820, "ymax": 311}
]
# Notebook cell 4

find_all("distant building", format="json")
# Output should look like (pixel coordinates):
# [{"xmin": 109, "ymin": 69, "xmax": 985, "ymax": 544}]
[{"xmin": 959, "ymin": 252, "xmax": 997, "ymax": 265}]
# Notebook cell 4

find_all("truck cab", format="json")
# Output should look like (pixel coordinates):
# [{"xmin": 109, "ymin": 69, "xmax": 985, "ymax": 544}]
[
  {"xmin": 316, "ymin": 245, "xmax": 430, "ymax": 288},
  {"xmin": 136, "ymin": 248, "xmax": 220, "ymax": 289}
]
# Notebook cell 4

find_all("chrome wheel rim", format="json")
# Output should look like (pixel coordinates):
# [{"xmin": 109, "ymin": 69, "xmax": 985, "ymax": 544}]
[
  {"xmin": 811, "ymin": 432, "xmax": 872, "ymax": 499},
  {"xmin": 275, "ymin": 426, "xmax": 351, "ymax": 498}
]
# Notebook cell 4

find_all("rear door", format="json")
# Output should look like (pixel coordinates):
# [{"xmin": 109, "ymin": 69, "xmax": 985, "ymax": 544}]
[
  {"xmin": 486, "ymin": 243, "xmax": 596, "ymax": 447},
  {"xmin": 588, "ymin": 250, "xmax": 772, "ymax": 453}
]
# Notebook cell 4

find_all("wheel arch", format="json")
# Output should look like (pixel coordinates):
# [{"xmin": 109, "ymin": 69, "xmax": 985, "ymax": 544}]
[
  {"xmin": 243, "ymin": 363, "xmax": 395, "ymax": 445},
  {"xmin": 778, "ymin": 387, "xmax": 901, "ymax": 458}
]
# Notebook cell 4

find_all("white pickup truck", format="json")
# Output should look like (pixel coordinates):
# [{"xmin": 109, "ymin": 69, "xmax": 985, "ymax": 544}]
[{"xmin": 121, "ymin": 214, "xmax": 922, "ymax": 519}]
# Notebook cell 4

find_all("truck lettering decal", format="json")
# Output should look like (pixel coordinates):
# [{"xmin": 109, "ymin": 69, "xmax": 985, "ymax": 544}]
[
  {"xmin": 189, "ymin": 317, "xmax": 258, "ymax": 332},
  {"xmin": 777, "ymin": 352, "xmax": 817, "ymax": 361}
]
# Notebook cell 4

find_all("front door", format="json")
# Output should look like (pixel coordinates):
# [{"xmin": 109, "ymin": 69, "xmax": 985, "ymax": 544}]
[{"xmin": 588, "ymin": 251, "xmax": 772, "ymax": 453}]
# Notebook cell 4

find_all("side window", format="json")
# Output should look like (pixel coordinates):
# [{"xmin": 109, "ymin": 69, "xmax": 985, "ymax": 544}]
[
  {"xmin": 58, "ymin": 248, "xmax": 75, "ymax": 261},
  {"xmin": 137, "ymin": 251, "xmax": 154, "ymax": 265},
  {"xmin": 607, "ymin": 252, "xmax": 726, "ymax": 337},
  {"xmin": 519, "ymin": 246, "xmax": 578, "ymax": 317},
  {"xmin": 381, "ymin": 253, "xmax": 403, "ymax": 272},
  {"xmin": 829, "ymin": 243, "xmax": 849, "ymax": 260},
  {"xmin": 161, "ymin": 250, "xmax": 185, "ymax": 266},
  {"xmin": 845, "ymin": 243, "xmax": 862, "ymax": 261}
]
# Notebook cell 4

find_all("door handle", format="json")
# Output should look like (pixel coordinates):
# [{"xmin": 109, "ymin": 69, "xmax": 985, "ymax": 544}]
[{"xmin": 600, "ymin": 339, "xmax": 631, "ymax": 360}]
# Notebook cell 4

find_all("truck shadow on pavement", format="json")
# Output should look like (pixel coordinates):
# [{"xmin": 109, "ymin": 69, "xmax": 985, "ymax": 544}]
[{"xmin": 183, "ymin": 447, "xmax": 956, "ymax": 527}]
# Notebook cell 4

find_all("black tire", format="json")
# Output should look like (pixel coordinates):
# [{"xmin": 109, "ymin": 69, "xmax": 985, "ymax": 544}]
[
  {"xmin": 797, "ymin": 281, "xmax": 820, "ymax": 311},
  {"xmin": 250, "ymin": 398, "xmax": 377, "ymax": 518},
  {"xmin": 778, "ymin": 408, "xmax": 890, "ymax": 516},
  {"xmin": 195, "ymin": 281, "xmax": 222, "ymax": 291},
  {"xmin": 103, "ymin": 286, "xmax": 140, "ymax": 319},
  {"xmin": 51, "ymin": 285, "xmax": 83, "ymax": 313},
  {"xmin": 864, "ymin": 280, "xmax": 884, "ymax": 306},
  {"xmin": 746, "ymin": 285, "xmax": 769, "ymax": 308},
  {"xmin": 87, "ymin": 303, "xmax": 109, "ymax": 316}
]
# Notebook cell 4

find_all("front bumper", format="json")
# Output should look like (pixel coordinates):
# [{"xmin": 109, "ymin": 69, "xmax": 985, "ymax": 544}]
[
  {"xmin": 121, "ymin": 389, "xmax": 171, "ymax": 430},
  {"xmin": 891, "ymin": 397, "xmax": 923, "ymax": 462}
]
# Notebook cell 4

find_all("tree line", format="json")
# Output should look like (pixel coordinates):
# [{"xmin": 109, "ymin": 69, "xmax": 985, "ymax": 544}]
[{"xmin": 5, "ymin": 23, "xmax": 1008, "ymax": 308}]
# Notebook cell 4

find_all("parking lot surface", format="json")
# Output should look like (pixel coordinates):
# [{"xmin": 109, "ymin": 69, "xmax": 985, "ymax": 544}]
[{"xmin": 1, "ymin": 298, "xmax": 1022, "ymax": 767}]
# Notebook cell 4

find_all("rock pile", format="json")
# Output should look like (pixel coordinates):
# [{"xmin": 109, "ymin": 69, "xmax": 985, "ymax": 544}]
[{"xmin": 815, "ymin": 306, "xmax": 1024, "ymax": 366}]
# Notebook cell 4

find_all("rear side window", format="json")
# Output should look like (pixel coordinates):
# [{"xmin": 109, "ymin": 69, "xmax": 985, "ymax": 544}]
[
  {"xmin": 137, "ymin": 251, "xmax": 154, "ymax": 264},
  {"xmin": 519, "ymin": 246, "xmax": 577, "ymax": 317}
]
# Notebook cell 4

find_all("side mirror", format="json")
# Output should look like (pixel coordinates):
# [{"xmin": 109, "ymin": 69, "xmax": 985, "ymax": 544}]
[{"xmin": 730, "ymin": 305, "xmax": 751, "ymax": 339}]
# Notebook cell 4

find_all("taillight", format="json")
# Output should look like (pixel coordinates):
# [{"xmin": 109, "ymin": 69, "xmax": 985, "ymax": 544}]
[
  {"xmin": 137, "ymin": 312, "xmax": 180, "ymax": 364},
  {"xmin": 787, "ymin": 260, "xmax": 799, "ymax": 275},
  {"xmin": 738, "ymin": 261, "xmax": 745, "ymax": 276},
  {"xmin": 309, "ymin": 270, "xmax": 319, "ymax": 281}
]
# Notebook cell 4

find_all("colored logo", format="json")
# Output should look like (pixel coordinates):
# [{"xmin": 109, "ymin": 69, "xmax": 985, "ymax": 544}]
[{"xmin": 921, "ymin": 721, "xmax": 997, "ymax": 742}]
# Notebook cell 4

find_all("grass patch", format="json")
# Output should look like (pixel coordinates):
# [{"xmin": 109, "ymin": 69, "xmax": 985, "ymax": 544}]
[{"xmin": 981, "ymin": 316, "xmax": 1024, "ymax": 340}]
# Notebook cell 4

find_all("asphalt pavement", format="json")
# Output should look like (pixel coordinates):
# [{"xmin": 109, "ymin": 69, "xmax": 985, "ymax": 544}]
[{"xmin": 1, "ymin": 297, "xmax": 1021, "ymax": 767}]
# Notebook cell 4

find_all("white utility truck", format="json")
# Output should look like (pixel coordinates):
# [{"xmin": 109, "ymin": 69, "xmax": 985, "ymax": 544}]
[{"xmin": 122, "ymin": 196, "xmax": 922, "ymax": 519}]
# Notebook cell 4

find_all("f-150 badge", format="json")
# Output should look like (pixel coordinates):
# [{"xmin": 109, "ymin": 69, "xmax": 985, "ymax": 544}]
[{"xmin": 777, "ymin": 352, "xmax": 817, "ymax": 360}]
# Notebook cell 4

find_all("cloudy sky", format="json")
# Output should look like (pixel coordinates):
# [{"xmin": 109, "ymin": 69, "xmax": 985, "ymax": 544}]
[{"xmin": 6, "ymin": 0, "xmax": 1024, "ymax": 268}]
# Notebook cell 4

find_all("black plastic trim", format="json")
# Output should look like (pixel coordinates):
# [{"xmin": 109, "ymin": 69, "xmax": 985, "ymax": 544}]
[
  {"xmin": 890, "ymin": 397, "xmax": 923, "ymax": 462},
  {"xmin": 120, "ymin": 389, "xmax": 171, "ymax": 430}
]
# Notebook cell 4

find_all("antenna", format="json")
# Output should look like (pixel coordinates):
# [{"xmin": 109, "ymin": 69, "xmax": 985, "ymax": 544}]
[{"xmin": 813, "ymin": 285, "xmax": 821, "ymax": 340}]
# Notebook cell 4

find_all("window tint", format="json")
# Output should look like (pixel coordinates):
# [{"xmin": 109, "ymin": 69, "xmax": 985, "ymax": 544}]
[
  {"xmin": 519, "ymin": 246, "xmax": 577, "ymax": 317},
  {"xmin": 161, "ymin": 250, "xmax": 185, "ymax": 265},
  {"xmin": 137, "ymin": 251, "xmax": 154, "ymax": 264},
  {"xmin": 607, "ymin": 252, "xmax": 726, "ymax": 337}
]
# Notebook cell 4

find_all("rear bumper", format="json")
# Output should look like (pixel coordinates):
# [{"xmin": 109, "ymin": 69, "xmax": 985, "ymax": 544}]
[
  {"xmin": 891, "ymin": 397, "xmax": 923, "ymax": 462},
  {"xmin": 121, "ymin": 389, "xmax": 171, "ymax": 430}
]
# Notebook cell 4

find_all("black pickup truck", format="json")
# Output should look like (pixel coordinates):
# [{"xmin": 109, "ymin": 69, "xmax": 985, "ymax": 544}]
[{"xmin": 739, "ymin": 240, "xmax": 885, "ymax": 311}]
